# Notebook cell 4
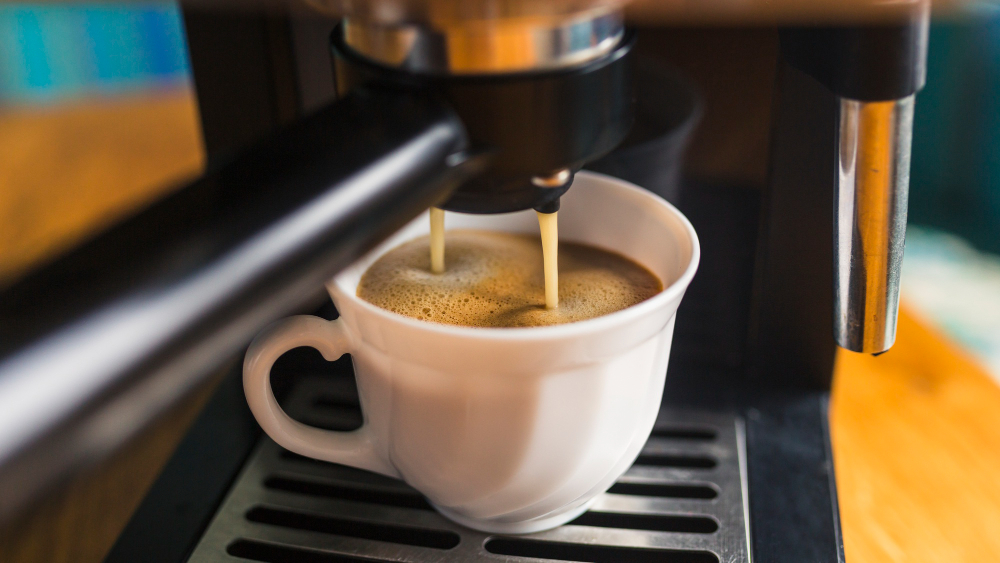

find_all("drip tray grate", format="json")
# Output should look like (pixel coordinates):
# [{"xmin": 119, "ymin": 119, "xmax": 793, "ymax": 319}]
[{"xmin": 187, "ymin": 377, "xmax": 750, "ymax": 563}]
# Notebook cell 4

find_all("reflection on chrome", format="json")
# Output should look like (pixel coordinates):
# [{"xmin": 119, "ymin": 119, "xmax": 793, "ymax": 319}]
[{"xmin": 834, "ymin": 96, "xmax": 914, "ymax": 354}]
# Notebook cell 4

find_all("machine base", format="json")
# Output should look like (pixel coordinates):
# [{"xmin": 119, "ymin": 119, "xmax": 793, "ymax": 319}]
[{"xmin": 182, "ymin": 376, "xmax": 751, "ymax": 563}]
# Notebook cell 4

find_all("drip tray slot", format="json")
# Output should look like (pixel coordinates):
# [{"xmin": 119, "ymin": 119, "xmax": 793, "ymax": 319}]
[{"xmin": 187, "ymin": 377, "xmax": 750, "ymax": 563}]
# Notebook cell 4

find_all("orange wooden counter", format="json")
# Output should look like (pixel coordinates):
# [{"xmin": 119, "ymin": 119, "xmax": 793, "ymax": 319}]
[
  {"xmin": 833, "ymin": 309, "xmax": 1000, "ymax": 561},
  {"xmin": 1, "ymin": 89, "xmax": 998, "ymax": 563}
]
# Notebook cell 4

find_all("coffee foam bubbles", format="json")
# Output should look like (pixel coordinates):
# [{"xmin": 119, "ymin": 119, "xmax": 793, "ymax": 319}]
[{"xmin": 357, "ymin": 230, "xmax": 662, "ymax": 328}]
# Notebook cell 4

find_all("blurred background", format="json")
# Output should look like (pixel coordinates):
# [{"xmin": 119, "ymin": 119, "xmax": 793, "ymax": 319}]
[
  {"xmin": 0, "ymin": 3, "xmax": 188, "ymax": 102},
  {"xmin": 1, "ymin": 3, "xmax": 999, "ymax": 562}
]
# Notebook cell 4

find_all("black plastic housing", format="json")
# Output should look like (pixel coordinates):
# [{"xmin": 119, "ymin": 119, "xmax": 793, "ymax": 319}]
[
  {"xmin": 780, "ymin": 16, "xmax": 928, "ymax": 101},
  {"xmin": 332, "ymin": 26, "xmax": 636, "ymax": 214}
]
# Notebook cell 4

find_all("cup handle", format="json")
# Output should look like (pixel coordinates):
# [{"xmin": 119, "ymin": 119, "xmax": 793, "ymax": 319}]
[{"xmin": 243, "ymin": 315, "xmax": 397, "ymax": 477}]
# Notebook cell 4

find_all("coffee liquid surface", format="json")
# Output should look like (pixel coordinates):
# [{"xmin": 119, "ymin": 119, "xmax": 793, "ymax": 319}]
[{"xmin": 357, "ymin": 230, "xmax": 662, "ymax": 328}]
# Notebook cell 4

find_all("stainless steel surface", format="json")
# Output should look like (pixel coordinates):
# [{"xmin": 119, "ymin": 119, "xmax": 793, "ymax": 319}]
[
  {"xmin": 341, "ymin": 8, "xmax": 623, "ymax": 74},
  {"xmin": 834, "ymin": 96, "xmax": 914, "ymax": 354},
  {"xmin": 531, "ymin": 169, "xmax": 573, "ymax": 188},
  {"xmin": 187, "ymin": 377, "xmax": 750, "ymax": 562}
]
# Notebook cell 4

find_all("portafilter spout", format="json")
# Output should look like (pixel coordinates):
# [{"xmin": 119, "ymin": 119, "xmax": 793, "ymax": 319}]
[{"xmin": 330, "ymin": 8, "xmax": 633, "ymax": 215}]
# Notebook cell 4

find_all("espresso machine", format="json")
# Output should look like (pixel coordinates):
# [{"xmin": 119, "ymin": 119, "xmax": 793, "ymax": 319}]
[{"xmin": 0, "ymin": 1, "xmax": 931, "ymax": 562}]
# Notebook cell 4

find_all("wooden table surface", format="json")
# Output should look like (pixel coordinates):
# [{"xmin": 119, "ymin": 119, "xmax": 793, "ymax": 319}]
[{"xmin": 1, "ymin": 88, "xmax": 999, "ymax": 563}]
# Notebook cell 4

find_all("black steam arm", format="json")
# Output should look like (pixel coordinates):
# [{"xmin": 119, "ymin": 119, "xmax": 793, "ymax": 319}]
[{"xmin": 0, "ymin": 86, "xmax": 480, "ymax": 522}]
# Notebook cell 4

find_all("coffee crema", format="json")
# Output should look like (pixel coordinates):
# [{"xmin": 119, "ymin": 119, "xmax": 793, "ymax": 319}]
[{"xmin": 357, "ymin": 230, "xmax": 662, "ymax": 328}]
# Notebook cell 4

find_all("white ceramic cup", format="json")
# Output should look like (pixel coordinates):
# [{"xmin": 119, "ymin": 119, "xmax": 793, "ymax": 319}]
[{"xmin": 243, "ymin": 171, "xmax": 700, "ymax": 534}]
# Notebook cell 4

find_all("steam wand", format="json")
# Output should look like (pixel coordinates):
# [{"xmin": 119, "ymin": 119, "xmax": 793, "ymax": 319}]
[{"xmin": 782, "ymin": 4, "xmax": 929, "ymax": 353}]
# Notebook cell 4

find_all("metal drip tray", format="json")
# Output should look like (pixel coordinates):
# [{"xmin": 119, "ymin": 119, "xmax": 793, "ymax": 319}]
[{"xmin": 187, "ymin": 377, "xmax": 750, "ymax": 563}]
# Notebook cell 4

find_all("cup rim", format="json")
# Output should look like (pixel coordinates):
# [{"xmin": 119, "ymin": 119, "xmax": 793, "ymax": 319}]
[{"xmin": 329, "ymin": 172, "xmax": 700, "ymax": 341}]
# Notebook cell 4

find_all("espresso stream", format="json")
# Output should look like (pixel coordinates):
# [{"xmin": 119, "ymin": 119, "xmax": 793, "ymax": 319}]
[
  {"xmin": 537, "ymin": 211, "xmax": 559, "ymax": 309},
  {"xmin": 357, "ymin": 218, "xmax": 662, "ymax": 328}
]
